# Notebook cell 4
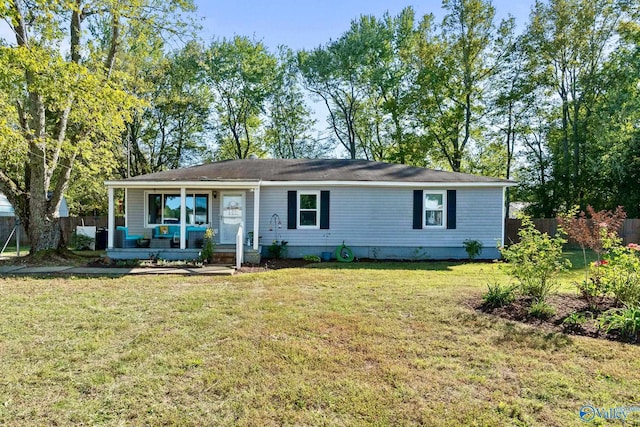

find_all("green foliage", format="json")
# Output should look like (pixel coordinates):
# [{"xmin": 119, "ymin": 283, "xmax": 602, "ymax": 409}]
[
  {"xmin": 115, "ymin": 259, "xmax": 141, "ymax": 267},
  {"xmin": 302, "ymin": 255, "xmax": 321, "ymax": 263},
  {"xmin": 559, "ymin": 206, "xmax": 640, "ymax": 308},
  {"xmin": 562, "ymin": 312, "xmax": 590, "ymax": 330},
  {"xmin": 500, "ymin": 215, "xmax": 570, "ymax": 302},
  {"xmin": 70, "ymin": 233, "xmax": 95, "ymax": 251},
  {"xmin": 482, "ymin": 283, "xmax": 515, "ymax": 308},
  {"xmin": 204, "ymin": 36, "xmax": 277, "ymax": 159},
  {"xmin": 268, "ymin": 240, "xmax": 288, "ymax": 259},
  {"xmin": 123, "ymin": 40, "xmax": 211, "ymax": 177},
  {"xmin": 463, "ymin": 239, "xmax": 483, "ymax": 260},
  {"xmin": 518, "ymin": 0, "xmax": 633, "ymax": 216},
  {"xmin": 558, "ymin": 206, "xmax": 626, "ymax": 268},
  {"xmin": 599, "ymin": 244, "xmax": 640, "ymax": 307},
  {"xmin": 265, "ymin": 47, "xmax": 326, "ymax": 159},
  {"xmin": 0, "ymin": 0, "xmax": 195, "ymax": 250},
  {"xmin": 414, "ymin": 0, "xmax": 510, "ymax": 172},
  {"xmin": 528, "ymin": 301, "xmax": 556, "ymax": 319},
  {"xmin": 574, "ymin": 265, "xmax": 610, "ymax": 310},
  {"xmin": 600, "ymin": 307, "xmax": 640, "ymax": 341},
  {"xmin": 200, "ymin": 228, "xmax": 215, "ymax": 263}
]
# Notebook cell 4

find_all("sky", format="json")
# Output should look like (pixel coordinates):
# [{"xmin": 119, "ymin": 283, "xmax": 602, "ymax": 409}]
[
  {"xmin": 0, "ymin": 1, "xmax": 535, "ymax": 50},
  {"xmin": 194, "ymin": 0, "xmax": 535, "ymax": 50}
]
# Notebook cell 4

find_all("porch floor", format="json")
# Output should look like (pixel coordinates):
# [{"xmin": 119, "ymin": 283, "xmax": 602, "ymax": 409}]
[{"xmin": 106, "ymin": 245, "xmax": 261, "ymax": 263}]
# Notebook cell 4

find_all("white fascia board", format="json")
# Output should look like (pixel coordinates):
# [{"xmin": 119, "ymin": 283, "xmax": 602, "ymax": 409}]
[
  {"xmin": 104, "ymin": 179, "xmax": 516, "ymax": 189},
  {"xmin": 260, "ymin": 180, "xmax": 516, "ymax": 188},
  {"xmin": 104, "ymin": 180, "xmax": 261, "ymax": 189}
]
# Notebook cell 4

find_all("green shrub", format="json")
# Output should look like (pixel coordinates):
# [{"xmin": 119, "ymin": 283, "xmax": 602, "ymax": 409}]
[
  {"xmin": 562, "ymin": 312, "xmax": 590, "ymax": 330},
  {"xmin": 599, "ymin": 307, "xmax": 640, "ymax": 341},
  {"xmin": 200, "ymin": 228, "xmax": 216, "ymax": 263},
  {"xmin": 528, "ymin": 301, "xmax": 556, "ymax": 319},
  {"xmin": 268, "ymin": 240, "xmax": 288, "ymax": 259},
  {"xmin": 463, "ymin": 239, "xmax": 483, "ymax": 260},
  {"xmin": 482, "ymin": 283, "xmax": 515, "ymax": 309},
  {"xmin": 599, "ymin": 245, "xmax": 640, "ymax": 307},
  {"xmin": 70, "ymin": 232, "xmax": 95, "ymax": 250},
  {"xmin": 303, "ymin": 255, "xmax": 321, "ymax": 263},
  {"xmin": 500, "ymin": 215, "xmax": 570, "ymax": 302},
  {"xmin": 574, "ymin": 264, "xmax": 611, "ymax": 310}
]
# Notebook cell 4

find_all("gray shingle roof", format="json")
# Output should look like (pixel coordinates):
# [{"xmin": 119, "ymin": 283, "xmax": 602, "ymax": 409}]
[{"xmin": 120, "ymin": 159, "xmax": 513, "ymax": 184}]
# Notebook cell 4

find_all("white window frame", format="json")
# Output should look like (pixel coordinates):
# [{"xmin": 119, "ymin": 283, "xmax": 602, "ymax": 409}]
[
  {"xmin": 298, "ymin": 190, "xmax": 320, "ymax": 229},
  {"xmin": 424, "ymin": 190, "xmax": 447, "ymax": 229},
  {"xmin": 144, "ymin": 190, "xmax": 211, "ymax": 228}
]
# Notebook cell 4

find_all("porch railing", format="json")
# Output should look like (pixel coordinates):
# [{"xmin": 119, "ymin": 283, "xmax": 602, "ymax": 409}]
[{"xmin": 235, "ymin": 224, "xmax": 244, "ymax": 269}]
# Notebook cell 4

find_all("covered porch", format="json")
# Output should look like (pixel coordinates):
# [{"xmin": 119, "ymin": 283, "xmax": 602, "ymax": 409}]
[{"xmin": 104, "ymin": 179, "xmax": 263, "ymax": 266}]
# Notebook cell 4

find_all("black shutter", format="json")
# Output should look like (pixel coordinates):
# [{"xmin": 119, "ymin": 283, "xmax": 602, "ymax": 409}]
[
  {"xmin": 413, "ymin": 190, "xmax": 423, "ymax": 229},
  {"xmin": 287, "ymin": 191, "xmax": 297, "ymax": 229},
  {"xmin": 320, "ymin": 191, "xmax": 330, "ymax": 229},
  {"xmin": 447, "ymin": 190, "xmax": 457, "ymax": 229}
]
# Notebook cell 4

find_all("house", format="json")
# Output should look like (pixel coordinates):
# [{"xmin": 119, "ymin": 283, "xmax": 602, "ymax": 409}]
[
  {"xmin": 0, "ymin": 193, "xmax": 69, "ymax": 217},
  {"xmin": 104, "ymin": 158, "xmax": 515, "ymax": 261}
]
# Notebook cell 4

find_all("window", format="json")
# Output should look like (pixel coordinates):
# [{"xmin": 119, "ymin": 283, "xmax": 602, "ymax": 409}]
[
  {"xmin": 298, "ymin": 191, "xmax": 319, "ymax": 228},
  {"xmin": 146, "ymin": 192, "xmax": 209, "ymax": 227},
  {"xmin": 288, "ymin": 190, "xmax": 330, "ymax": 230},
  {"xmin": 424, "ymin": 191, "xmax": 446, "ymax": 228}
]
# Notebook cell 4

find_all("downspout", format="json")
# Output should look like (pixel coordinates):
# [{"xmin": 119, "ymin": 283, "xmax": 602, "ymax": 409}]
[{"xmin": 253, "ymin": 181, "xmax": 261, "ymax": 251}]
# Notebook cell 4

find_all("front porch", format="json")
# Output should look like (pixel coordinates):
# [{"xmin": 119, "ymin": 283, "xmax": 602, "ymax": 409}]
[
  {"xmin": 104, "ymin": 178, "xmax": 264, "ymax": 267},
  {"xmin": 106, "ymin": 245, "xmax": 262, "ymax": 264}
]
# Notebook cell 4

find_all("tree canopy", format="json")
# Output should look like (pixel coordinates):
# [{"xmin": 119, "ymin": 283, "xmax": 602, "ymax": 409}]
[{"xmin": 1, "ymin": 0, "xmax": 640, "ymax": 254}]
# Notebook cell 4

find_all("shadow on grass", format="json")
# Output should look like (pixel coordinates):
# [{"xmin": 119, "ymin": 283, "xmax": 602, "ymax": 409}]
[
  {"xmin": 309, "ymin": 260, "xmax": 459, "ymax": 271},
  {"xmin": 1, "ymin": 274, "xmax": 129, "ymax": 281},
  {"xmin": 494, "ymin": 322, "xmax": 573, "ymax": 350}
]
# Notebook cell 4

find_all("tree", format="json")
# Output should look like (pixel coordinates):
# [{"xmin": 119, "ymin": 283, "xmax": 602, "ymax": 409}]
[
  {"xmin": 523, "ymin": 0, "xmax": 625, "ymax": 210},
  {"xmin": 583, "ymin": 18, "xmax": 640, "ymax": 216},
  {"xmin": 265, "ymin": 47, "xmax": 326, "ymax": 159},
  {"xmin": 128, "ymin": 41, "xmax": 210, "ymax": 174},
  {"xmin": 298, "ymin": 31, "xmax": 369, "ymax": 159},
  {"xmin": 351, "ymin": 9, "xmax": 422, "ymax": 164},
  {"xmin": 484, "ymin": 30, "xmax": 536, "ymax": 217},
  {"xmin": 204, "ymin": 36, "xmax": 277, "ymax": 159},
  {"xmin": 0, "ymin": 0, "xmax": 194, "ymax": 252},
  {"xmin": 414, "ymin": 0, "xmax": 511, "ymax": 172}
]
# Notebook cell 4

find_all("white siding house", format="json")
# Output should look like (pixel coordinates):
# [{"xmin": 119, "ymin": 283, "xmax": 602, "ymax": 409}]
[
  {"xmin": 0, "ymin": 193, "xmax": 69, "ymax": 217},
  {"xmin": 104, "ymin": 159, "xmax": 514, "ymax": 261}
]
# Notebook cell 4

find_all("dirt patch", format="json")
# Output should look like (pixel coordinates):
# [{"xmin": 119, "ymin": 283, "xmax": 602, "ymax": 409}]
[
  {"xmin": 0, "ymin": 248, "xmax": 101, "ymax": 267},
  {"xmin": 475, "ymin": 294, "xmax": 636, "ymax": 344}
]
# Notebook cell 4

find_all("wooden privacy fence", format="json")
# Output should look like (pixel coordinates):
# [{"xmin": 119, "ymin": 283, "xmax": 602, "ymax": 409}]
[
  {"xmin": 0, "ymin": 216, "xmax": 124, "ymax": 247},
  {"xmin": 505, "ymin": 218, "xmax": 640, "ymax": 246}
]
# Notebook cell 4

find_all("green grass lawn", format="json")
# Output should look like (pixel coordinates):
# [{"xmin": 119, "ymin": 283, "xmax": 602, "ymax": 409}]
[{"xmin": 0, "ymin": 262, "xmax": 638, "ymax": 426}]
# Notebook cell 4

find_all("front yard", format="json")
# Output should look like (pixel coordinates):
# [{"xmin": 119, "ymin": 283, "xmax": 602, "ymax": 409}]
[{"xmin": 0, "ymin": 261, "xmax": 638, "ymax": 426}]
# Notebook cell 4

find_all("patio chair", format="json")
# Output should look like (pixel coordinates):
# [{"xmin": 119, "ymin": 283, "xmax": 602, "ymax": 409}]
[{"xmin": 114, "ymin": 226, "xmax": 143, "ymax": 248}]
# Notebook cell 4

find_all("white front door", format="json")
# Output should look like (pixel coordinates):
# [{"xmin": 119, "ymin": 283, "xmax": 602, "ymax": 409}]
[{"xmin": 220, "ymin": 192, "xmax": 245, "ymax": 244}]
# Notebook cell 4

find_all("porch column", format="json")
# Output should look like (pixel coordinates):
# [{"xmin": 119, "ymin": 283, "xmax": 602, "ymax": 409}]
[
  {"xmin": 124, "ymin": 188, "xmax": 128, "ymax": 226},
  {"xmin": 107, "ymin": 186, "xmax": 115, "ymax": 249},
  {"xmin": 180, "ymin": 187, "xmax": 186, "ymax": 249},
  {"xmin": 253, "ymin": 185, "xmax": 260, "ymax": 250}
]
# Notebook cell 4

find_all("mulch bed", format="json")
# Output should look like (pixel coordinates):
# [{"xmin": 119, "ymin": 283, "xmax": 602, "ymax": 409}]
[{"xmin": 475, "ymin": 294, "xmax": 638, "ymax": 344}]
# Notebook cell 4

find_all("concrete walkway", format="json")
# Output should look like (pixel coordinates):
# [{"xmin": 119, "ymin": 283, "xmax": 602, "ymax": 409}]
[{"xmin": 0, "ymin": 264, "xmax": 236, "ymax": 276}]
